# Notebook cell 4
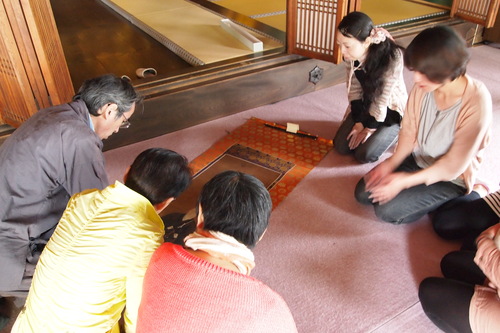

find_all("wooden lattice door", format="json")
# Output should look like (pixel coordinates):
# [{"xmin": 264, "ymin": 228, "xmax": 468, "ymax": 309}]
[
  {"xmin": 0, "ymin": 0, "xmax": 73, "ymax": 127},
  {"xmin": 451, "ymin": 0, "xmax": 499, "ymax": 28},
  {"xmin": 286, "ymin": 0, "xmax": 352, "ymax": 64}
]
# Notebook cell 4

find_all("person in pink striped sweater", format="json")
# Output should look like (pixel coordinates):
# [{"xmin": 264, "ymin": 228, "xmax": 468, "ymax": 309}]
[
  {"xmin": 137, "ymin": 171, "xmax": 297, "ymax": 333},
  {"xmin": 419, "ymin": 223, "xmax": 500, "ymax": 332}
]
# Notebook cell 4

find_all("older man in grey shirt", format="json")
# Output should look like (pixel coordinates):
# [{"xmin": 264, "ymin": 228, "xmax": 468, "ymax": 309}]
[{"xmin": 0, "ymin": 74, "xmax": 140, "ymax": 297}]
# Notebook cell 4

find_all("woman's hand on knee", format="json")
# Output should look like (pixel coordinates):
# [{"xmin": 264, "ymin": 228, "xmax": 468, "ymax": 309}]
[
  {"xmin": 347, "ymin": 123, "xmax": 364, "ymax": 149},
  {"xmin": 365, "ymin": 160, "xmax": 393, "ymax": 189},
  {"xmin": 349, "ymin": 127, "xmax": 376, "ymax": 150},
  {"xmin": 368, "ymin": 172, "xmax": 406, "ymax": 204}
]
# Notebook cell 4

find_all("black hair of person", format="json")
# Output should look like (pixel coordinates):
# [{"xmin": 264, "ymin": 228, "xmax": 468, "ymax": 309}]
[
  {"xmin": 338, "ymin": 11, "xmax": 404, "ymax": 102},
  {"xmin": 125, "ymin": 148, "xmax": 192, "ymax": 205},
  {"xmin": 197, "ymin": 171, "xmax": 272, "ymax": 248},
  {"xmin": 73, "ymin": 74, "xmax": 143, "ymax": 118},
  {"xmin": 404, "ymin": 25, "xmax": 469, "ymax": 83}
]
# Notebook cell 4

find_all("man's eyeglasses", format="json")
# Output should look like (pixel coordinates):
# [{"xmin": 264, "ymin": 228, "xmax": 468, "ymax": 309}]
[{"xmin": 120, "ymin": 113, "xmax": 131, "ymax": 129}]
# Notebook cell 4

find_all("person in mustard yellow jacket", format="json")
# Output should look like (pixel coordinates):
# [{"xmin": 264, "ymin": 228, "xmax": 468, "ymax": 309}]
[{"xmin": 12, "ymin": 148, "xmax": 191, "ymax": 333}]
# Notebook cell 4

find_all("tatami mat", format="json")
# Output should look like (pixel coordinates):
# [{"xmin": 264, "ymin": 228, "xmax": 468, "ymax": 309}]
[
  {"xmin": 257, "ymin": 14, "xmax": 287, "ymax": 32},
  {"xmin": 100, "ymin": 0, "xmax": 283, "ymax": 66},
  {"xmin": 362, "ymin": 0, "xmax": 447, "ymax": 26},
  {"xmin": 212, "ymin": 0, "xmax": 286, "ymax": 16},
  {"xmin": 209, "ymin": 0, "xmax": 447, "ymax": 30},
  {"xmin": 409, "ymin": 0, "xmax": 452, "ymax": 8},
  {"xmin": 210, "ymin": 0, "xmax": 286, "ymax": 31}
]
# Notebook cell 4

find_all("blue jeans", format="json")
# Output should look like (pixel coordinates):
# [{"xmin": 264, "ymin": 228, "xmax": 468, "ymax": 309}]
[
  {"xmin": 355, "ymin": 155, "xmax": 467, "ymax": 224},
  {"xmin": 334, "ymin": 112, "xmax": 400, "ymax": 163}
]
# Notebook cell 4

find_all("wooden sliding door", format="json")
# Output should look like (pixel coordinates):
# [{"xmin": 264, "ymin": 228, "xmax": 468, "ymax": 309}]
[
  {"xmin": 451, "ymin": 0, "xmax": 499, "ymax": 28},
  {"xmin": 287, "ymin": 0, "xmax": 353, "ymax": 64},
  {"xmin": 0, "ymin": 0, "xmax": 73, "ymax": 127},
  {"xmin": 286, "ymin": 0, "xmax": 499, "ymax": 65}
]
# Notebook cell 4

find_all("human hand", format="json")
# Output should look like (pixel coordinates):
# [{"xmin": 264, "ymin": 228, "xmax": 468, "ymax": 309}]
[
  {"xmin": 480, "ymin": 223, "xmax": 500, "ymax": 249},
  {"xmin": 368, "ymin": 172, "xmax": 407, "ymax": 205},
  {"xmin": 474, "ymin": 223, "xmax": 500, "ymax": 282},
  {"xmin": 486, "ymin": 223, "xmax": 500, "ymax": 250},
  {"xmin": 350, "ymin": 127, "xmax": 376, "ymax": 150},
  {"xmin": 365, "ymin": 160, "xmax": 394, "ymax": 190},
  {"xmin": 347, "ymin": 123, "xmax": 365, "ymax": 150},
  {"xmin": 479, "ymin": 223, "xmax": 500, "ymax": 243}
]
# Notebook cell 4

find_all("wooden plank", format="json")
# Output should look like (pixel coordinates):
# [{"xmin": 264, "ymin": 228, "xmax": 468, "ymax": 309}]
[{"xmin": 220, "ymin": 19, "xmax": 264, "ymax": 52}]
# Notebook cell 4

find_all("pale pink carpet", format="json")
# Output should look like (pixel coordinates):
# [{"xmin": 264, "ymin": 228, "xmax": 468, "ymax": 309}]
[{"xmin": 104, "ymin": 45, "xmax": 500, "ymax": 333}]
